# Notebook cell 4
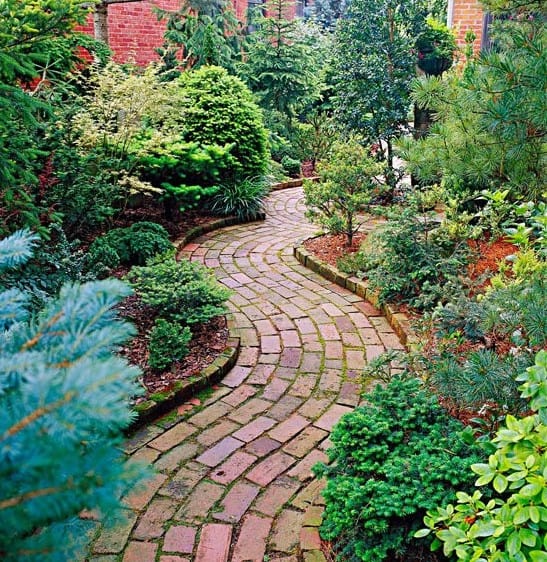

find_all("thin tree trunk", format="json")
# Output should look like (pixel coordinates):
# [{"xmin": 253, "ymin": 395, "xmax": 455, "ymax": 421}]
[{"xmin": 94, "ymin": 2, "xmax": 109, "ymax": 44}]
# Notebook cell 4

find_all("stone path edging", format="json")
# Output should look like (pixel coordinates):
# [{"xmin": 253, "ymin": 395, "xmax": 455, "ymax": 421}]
[
  {"xmin": 271, "ymin": 177, "xmax": 320, "ymax": 191},
  {"xmin": 130, "ymin": 328, "xmax": 240, "ymax": 431},
  {"xmin": 172, "ymin": 213, "xmax": 266, "ymax": 252},
  {"xmin": 294, "ymin": 240, "xmax": 419, "ymax": 350}
]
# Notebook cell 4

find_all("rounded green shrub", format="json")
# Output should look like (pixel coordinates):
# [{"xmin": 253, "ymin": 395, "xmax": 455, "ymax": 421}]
[
  {"xmin": 314, "ymin": 376, "xmax": 484, "ymax": 561},
  {"xmin": 148, "ymin": 319, "xmax": 192, "ymax": 371},
  {"xmin": 175, "ymin": 66, "xmax": 269, "ymax": 181},
  {"xmin": 126, "ymin": 256, "xmax": 231, "ymax": 325},
  {"xmin": 87, "ymin": 222, "xmax": 172, "ymax": 272}
]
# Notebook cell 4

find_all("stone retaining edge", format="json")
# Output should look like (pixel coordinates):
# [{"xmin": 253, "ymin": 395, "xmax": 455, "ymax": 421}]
[
  {"xmin": 271, "ymin": 177, "xmax": 320, "ymax": 190},
  {"xmin": 128, "ymin": 323, "xmax": 240, "ymax": 433},
  {"xmin": 172, "ymin": 212, "xmax": 266, "ymax": 251},
  {"xmin": 293, "ymin": 241, "xmax": 419, "ymax": 350}
]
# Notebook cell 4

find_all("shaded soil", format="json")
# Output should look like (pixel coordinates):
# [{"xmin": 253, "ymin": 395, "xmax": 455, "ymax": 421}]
[
  {"xmin": 117, "ymin": 293, "xmax": 228, "ymax": 402},
  {"xmin": 78, "ymin": 197, "xmax": 216, "ymax": 247},
  {"xmin": 304, "ymin": 233, "xmax": 366, "ymax": 268}
]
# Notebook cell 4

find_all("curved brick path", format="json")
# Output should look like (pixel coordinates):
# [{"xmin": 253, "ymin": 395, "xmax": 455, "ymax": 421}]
[{"xmin": 89, "ymin": 187, "xmax": 404, "ymax": 562}]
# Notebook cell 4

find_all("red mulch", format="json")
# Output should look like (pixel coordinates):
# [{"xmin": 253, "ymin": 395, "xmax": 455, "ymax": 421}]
[
  {"xmin": 117, "ymin": 293, "xmax": 228, "ymax": 402},
  {"xmin": 304, "ymin": 233, "xmax": 366, "ymax": 267},
  {"xmin": 467, "ymin": 237, "xmax": 518, "ymax": 285}
]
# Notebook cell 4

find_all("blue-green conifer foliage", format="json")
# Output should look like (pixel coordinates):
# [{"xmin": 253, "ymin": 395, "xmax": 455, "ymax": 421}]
[{"xmin": 0, "ymin": 230, "xmax": 148, "ymax": 561}]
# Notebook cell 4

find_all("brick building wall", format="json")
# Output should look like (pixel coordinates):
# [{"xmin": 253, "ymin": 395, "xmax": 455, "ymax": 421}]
[
  {"xmin": 449, "ymin": 0, "xmax": 484, "ymax": 51},
  {"xmin": 79, "ymin": 0, "xmax": 250, "ymax": 65}
]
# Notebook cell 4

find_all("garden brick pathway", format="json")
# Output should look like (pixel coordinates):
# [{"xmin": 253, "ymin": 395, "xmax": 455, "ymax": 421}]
[{"xmin": 88, "ymin": 187, "xmax": 404, "ymax": 562}]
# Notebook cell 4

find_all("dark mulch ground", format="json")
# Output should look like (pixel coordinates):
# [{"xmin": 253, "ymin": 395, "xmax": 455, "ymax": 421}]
[
  {"xmin": 79, "ymin": 197, "xmax": 216, "ymax": 247},
  {"xmin": 304, "ymin": 233, "xmax": 366, "ymax": 267},
  {"xmin": 116, "ymin": 289, "xmax": 229, "ymax": 403}
]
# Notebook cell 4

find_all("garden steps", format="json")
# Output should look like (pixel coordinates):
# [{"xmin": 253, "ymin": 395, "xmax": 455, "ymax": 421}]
[{"xmin": 87, "ymin": 186, "xmax": 405, "ymax": 562}]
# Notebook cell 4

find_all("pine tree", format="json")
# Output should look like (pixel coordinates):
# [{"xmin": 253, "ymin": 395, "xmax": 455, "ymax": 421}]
[
  {"xmin": 155, "ymin": 0, "xmax": 243, "ymax": 74},
  {"xmin": 239, "ymin": 0, "xmax": 321, "ymax": 123},
  {"xmin": 405, "ymin": 0, "xmax": 546, "ymax": 201},
  {"xmin": 0, "ymin": 230, "xmax": 148, "ymax": 561}
]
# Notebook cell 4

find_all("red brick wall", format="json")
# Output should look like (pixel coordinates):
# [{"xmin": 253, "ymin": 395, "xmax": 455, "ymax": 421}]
[
  {"xmin": 451, "ymin": 0, "xmax": 484, "ymax": 52},
  {"xmin": 79, "ymin": 0, "xmax": 250, "ymax": 65}
]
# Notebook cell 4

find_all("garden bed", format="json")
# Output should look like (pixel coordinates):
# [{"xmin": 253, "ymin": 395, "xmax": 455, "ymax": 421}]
[
  {"xmin": 116, "ymin": 294, "xmax": 229, "ymax": 403},
  {"xmin": 303, "ymin": 232, "xmax": 366, "ymax": 267}
]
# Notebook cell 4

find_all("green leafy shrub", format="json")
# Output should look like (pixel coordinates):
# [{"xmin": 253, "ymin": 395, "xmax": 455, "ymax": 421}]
[
  {"xmin": 173, "ymin": 66, "xmax": 269, "ymax": 181},
  {"xmin": 304, "ymin": 139, "xmax": 384, "ymax": 245},
  {"xmin": 208, "ymin": 178, "xmax": 270, "ymax": 221},
  {"xmin": 134, "ymin": 135, "xmax": 235, "ymax": 216},
  {"xmin": 338, "ymin": 205, "xmax": 469, "ymax": 309},
  {"xmin": 417, "ymin": 350, "xmax": 547, "ymax": 561},
  {"xmin": 0, "ymin": 229, "xmax": 148, "ymax": 561},
  {"xmin": 48, "ymin": 147, "xmax": 124, "ymax": 237},
  {"xmin": 148, "ymin": 319, "xmax": 192, "ymax": 371},
  {"xmin": 86, "ymin": 222, "xmax": 172, "ymax": 272},
  {"xmin": 314, "ymin": 376, "xmax": 484, "ymax": 561},
  {"xmin": 280, "ymin": 155, "xmax": 301, "ymax": 177},
  {"xmin": 127, "ymin": 256, "xmax": 231, "ymax": 325}
]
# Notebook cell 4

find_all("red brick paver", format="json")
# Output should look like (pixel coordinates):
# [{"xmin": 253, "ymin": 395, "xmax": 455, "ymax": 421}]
[{"xmin": 88, "ymin": 187, "xmax": 404, "ymax": 562}]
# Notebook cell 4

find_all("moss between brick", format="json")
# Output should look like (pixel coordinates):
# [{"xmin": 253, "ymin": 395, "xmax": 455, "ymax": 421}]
[
  {"xmin": 128, "ymin": 341, "xmax": 240, "ymax": 433},
  {"xmin": 294, "ymin": 238, "xmax": 418, "ymax": 351}
]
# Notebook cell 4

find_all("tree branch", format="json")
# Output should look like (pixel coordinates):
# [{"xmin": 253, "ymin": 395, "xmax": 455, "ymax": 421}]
[
  {"xmin": 0, "ymin": 485, "xmax": 70, "ymax": 511},
  {"xmin": 1, "ymin": 392, "xmax": 75, "ymax": 442}
]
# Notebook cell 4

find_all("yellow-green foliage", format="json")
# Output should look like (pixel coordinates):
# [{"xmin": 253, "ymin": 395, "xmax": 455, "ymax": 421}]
[{"xmin": 417, "ymin": 350, "xmax": 547, "ymax": 561}]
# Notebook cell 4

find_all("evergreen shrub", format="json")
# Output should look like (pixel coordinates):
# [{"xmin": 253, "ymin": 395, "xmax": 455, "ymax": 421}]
[
  {"xmin": 338, "ymin": 205, "xmax": 469, "ymax": 309},
  {"xmin": 417, "ymin": 350, "xmax": 547, "ymax": 561},
  {"xmin": 0, "ymin": 230, "xmax": 148, "ymax": 561},
  {"xmin": 314, "ymin": 376, "xmax": 484, "ymax": 561},
  {"xmin": 134, "ymin": 136, "xmax": 235, "ymax": 214},
  {"xmin": 174, "ymin": 66, "xmax": 269, "ymax": 182},
  {"xmin": 87, "ymin": 222, "xmax": 172, "ymax": 271},
  {"xmin": 127, "ymin": 256, "xmax": 231, "ymax": 325},
  {"xmin": 148, "ymin": 319, "xmax": 192, "ymax": 371}
]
